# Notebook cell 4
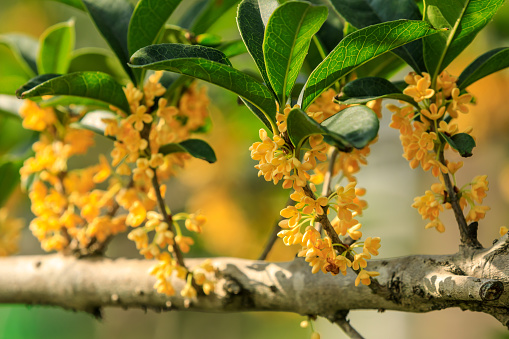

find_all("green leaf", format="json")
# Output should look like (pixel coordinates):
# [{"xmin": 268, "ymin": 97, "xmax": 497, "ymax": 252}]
[
  {"xmin": 37, "ymin": 19, "xmax": 76, "ymax": 74},
  {"xmin": 159, "ymin": 139, "xmax": 216, "ymax": 163},
  {"xmin": 217, "ymin": 40, "xmax": 248, "ymax": 58},
  {"xmin": 337, "ymin": 77, "xmax": 418, "ymax": 106},
  {"xmin": 321, "ymin": 105, "xmax": 379, "ymax": 150},
  {"xmin": 300, "ymin": 20, "xmax": 438, "ymax": 110},
  {"xmin": 0, "ymin": 34, "xmax": 38, "ymax": 76},
  {"xmin": 68, "ymin": 48, "xmax": 127, "ymax": 83},
  {"xmin": 442, "ymin": 132, "xmax": 475, "ymax": 157},
  {"xmin": 129, "ymin": 43, "xmax": 277, "ymax": 131},
  {"xmin": 191, "ymin": 0, "xmax": 240, "ymax": 34},
  {"xmin": 196, "ymin": 33, "xmax": 222, "ymax": 47},
  {"xmin": 457, "ymin": 47, "xmax": 509, "ymax": 90},
  {"xmin": 48, "ymin": 0, "xmax": 86, "ymax": 10},
  {"xmin": 263, "ymin": 1, "xmax": 327, "ymax": 104},
  {"xmin": 0, "ymin": 115, "xmax": 35, "ymax": 155},
  {"xmin": 328, "ymin": 0, "xmax": 426, "ymax": 72},
  {"xmin": 287, "ymin": 107, "xmax": 324, "ymax": 150},
  {"xmin": 237, "ymin": 0, "xmax": 279, "ymax": 96},
  {"xmin": 128, "ymin": 0, "xmax": 182, "ymax": 57},
  {"xmin": 423, "ymin": 0, "xmax": 505, "ymax": 83},
  {"xmin": 81, "ymin": 0, "xmax": 136, "ymax": 83},
  {"xmin": 0, "ymin": 160, "xmax": 23, "ymax": 208},
  {"xmin": 16, "ymin": 72, "xmax": 130, "ymax": 115},
  {"xmin": 39, "ymin": 96, "xmax": 112, "ymax": 110},
  {"xmin": 353, "ymin": 52, "xmax": 406, "ymax": 79}
]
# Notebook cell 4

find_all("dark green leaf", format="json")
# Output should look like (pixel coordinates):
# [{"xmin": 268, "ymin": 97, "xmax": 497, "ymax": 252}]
[
  {"xmin": 237, "ymin": 0, "xmax": 279, "ymax": 96},
  {"xmin": 218, "ymin": 40, "xmax": 248, "ymax": 58},
  {"xmin": 191, "ymin": 0, "xmax": 240, "ymax": 34},
  {"xmin": 264, "ymin": 1, "xmax": 327, "ymax": 104},
  {"xmin": 457, "ymin": 47, "xmax": 509, "ymax": 90},
  {"xmin": 321, "ymin": 105, "xmax": 379, "ymax": 149},
  {"xmin": 442, "ymin": 132, "xmax": 475, "ymax": 157},
  {"xmin": 328, "ymin": 0, "xmax": 426, "ymax": 72},
  {"xmin": 48, "ymin": 0, "xmax": 86, "ymax": 10},
  {"xmin": 423, "ymin": 0, "xmax": 505, "ymax": 83},
  {"xmin": 300, "ymin": 20, "xmax": 438, "ymax": 109},
  {"xmin": 0, "ymin": 160, "xmax": 22, "ymax": 207},
  {"xmin": 129, "ymin": 43, "xmax": 277, "ymax": 131},
  {"xmin": 337, "ymin": 77, "xmax": 418, "ymax": 106},
  {"xmin": 68, "ymin": 48, "xmax": 127, "ymax": 83},
  {"xmin": 0, "ymin": 34, "xmax": 38, "ymax": 76},
  {"xmin": 128, "ymin": 0, "xmax": 182, "ymax": 57},
  {"xmin": 161, "ymin": 25, "xmax": 190, "ymax": 44},
  {"xmin": 16, "ymin": 72, "xmax": 130, "ymax": 115},
  {"xmin": 287, "ymin": 107, "xmax": 324, "ymax": 150},
  {"xmin": 37, "ymin": 19, "xmax": 76, "ymax": 74},
  {"xmin": 81, "ymin": 0, "xmax": 136, "ymax": 83},
  {"xmin": 159, "ymin": 139, "xmax": 216, "ymax": 163}
]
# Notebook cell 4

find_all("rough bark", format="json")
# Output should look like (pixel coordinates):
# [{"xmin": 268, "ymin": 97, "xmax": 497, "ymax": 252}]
[{"xmin": 1, "ymin": 236, "xmax": 509, "ymax": 328}]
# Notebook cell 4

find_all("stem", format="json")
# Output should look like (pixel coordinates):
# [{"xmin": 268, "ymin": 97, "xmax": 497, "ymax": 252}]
[
  {"xmin": 439, "ymin": 152, "xmax": 482, "ymax": 248},
  {"xmin": 333, "ymin": 312, "xmax": 365, "ymax": 339},
  {"xmin": 151, "ymin": 168, "xmax": 186, "ymax": 267},
  {"xmin": 258, "ymin": 195, "xmax": 295, "ymax": 260}
]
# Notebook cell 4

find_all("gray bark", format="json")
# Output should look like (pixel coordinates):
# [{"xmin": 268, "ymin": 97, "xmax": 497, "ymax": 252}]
[{"xmin": 1, "ymin": 236, "xmax": 508, "ymax": 328}]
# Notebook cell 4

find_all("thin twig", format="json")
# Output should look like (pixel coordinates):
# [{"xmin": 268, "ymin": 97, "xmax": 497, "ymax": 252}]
[
  {"xmin": 439, "ymin": 153, "xmax": 482, "ymax": 248},
  {"xmin": 316, "ymin": 148, "xmax": 339, "ymax": 233},
  {"xmin": 151, "ymin": 169, "xmax": 186, "ymax": 267},
  {"xmin": 258, "ymin": 195, "xmax": 295, "ymax": 260},
  {"xmin": 334, "ymin": 313, "xmax": 365, "ymax": 339}
]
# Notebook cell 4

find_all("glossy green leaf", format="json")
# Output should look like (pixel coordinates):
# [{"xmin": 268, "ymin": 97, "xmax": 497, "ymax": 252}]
[
  {"xmin": 68, "ymin": 48, "xmax": 127, "ymax": 83},
  {"xmin": 81, "ymin": 0, "xmax": 136, "ymax": 83},
  {"xmin": 287, "ymin": 107, "xmax": 324, "ymax": 150},
  {"xmin": 0, "ymin": 160, "xmax": 23, "ymax": 207},
  {"xmin": 37, "ymin": 20, "xmax": 76, "ymax": 74},
  {"xmin": 457, "ymin": 47, "xmax": 509, "ymax": 90},
  {"xmin": 191, "ymin": 0, "xmax": 240, "ymax": 34},
  {"xmin": 423, "ymin": 0, "xmax": 505, "ymax": 83},
  {"xmin": 159, "ymin": 139, "xmax": 216, "ymax": 163},
  {"xmin": 39, "ymin": 96, "xmax": 111, "ymax": 110},
  {"xmin": 128, "ymin": 0, "xmax": 182, "ymax": 57},
  {"xmin": 16, "ymin": 72, "xmax": 130, "ymax": 114},
  {"xmin": 321, "ymin": 105, "xmax": 379, "ymax": 150},
  {"xmin": 218, "ymin": 40, "xmax": 248, "ymax": 58},
  {"xmin": 442, "ymin": 132, "xmax": 475, "ymax": 157},
  {"xmin": 328, "ymin": 0, "xmax": 426, "ymax": 72},
  {"xmin": 264, "ymin": 1, "xmax": 327, "ymax": 104},
  {"xmin": 237, "ymin": 0, "xmax": 279, "ymax": 95},
  {"xmin": 0, "ymin": 34, "xmax": 38, "ymax": 76},
  {"xmin": 300, "ymin": 20, "xmax": 438, "ymax": 110},
  {"xmin": 129, "ymin": 43, "xmax": 277, "ymax": 131},
  {"xmin": 336, "ymin": 77, "xmax": 418, "ymax": 106},
  {"xmin": 48, "ymin": 0, "xmax": 86, "ymax": 10}
]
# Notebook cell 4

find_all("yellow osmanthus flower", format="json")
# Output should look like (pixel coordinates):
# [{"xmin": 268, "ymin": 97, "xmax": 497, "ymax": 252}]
[
  {"xmin": 403, "ymin": 72, "xmax": 434, "ymax": 102},
  {"xmin": 355, "ymin": 270, "xmax": 380, "ymax": 286},
  {"xmin": 19, "ymin": 100, "xmax": 56, "ymax": 131},
  {"xmin": 500, "ymin": 226, "xmax": 508, "ymax": 237}
]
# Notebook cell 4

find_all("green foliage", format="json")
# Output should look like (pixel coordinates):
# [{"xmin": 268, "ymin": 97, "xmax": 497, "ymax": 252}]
[
  {"xmin": 159, "ymin": 139, "xmax": 217, "ymax": 163},
  {"xmin": 0, "ymin": 160, "xmax": 22, "ymax": 208},
  {"xmin": 16, "ymin": 72, "xmax": 130, "ymax": 114},
  {"xmin": 458, "ymin": 47, "xmax": 509, "ymax": 89},
  {"xmin": 300, "ymin": 20, "xmax": 438, "ymax": 109},
  {"xmin": 441, "ymin": 132, "xmax": 476, "ymax": 158},
  {"xmin": 191, "ymin": 0, "xmax": 240, "ymax": 34},
  {"xmin": 423, "ymin": 0, "xmax": 505, "ymax": 83},
  {"xmin": 336, "ymin": 77, "xmax": 418, "ymax": 106},
  {"xmin": 37, "ymin": 20, "xmax": 75, "ymax": 75},
  {"xmin": 263, "ymin": 1, "xmax": 327, "ymax": 105},
  {"xmin": 129, "ymin": 43, "xmax": 278, "ymax": 131},
  {"xmin": 68, "ymin": 48, "xmax": 127, "ymax": 83}
]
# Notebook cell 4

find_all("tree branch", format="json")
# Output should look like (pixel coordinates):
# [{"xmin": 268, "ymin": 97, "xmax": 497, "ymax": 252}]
[{"xmin": 1, "ymin": 236, "xmax": 509, "ymax": 328}]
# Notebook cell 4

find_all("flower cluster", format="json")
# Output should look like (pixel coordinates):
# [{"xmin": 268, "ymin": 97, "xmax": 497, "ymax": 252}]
[
  {"xmin": 19, "ymin": 71, "xmax": 215, "ymax": 297},
  {"xmin": 0, "ymin": 208, "xmax": 23, "ymax": 256},
  {"xmin": 19, "ymin": 100, "xmax": 124, "ymax": 252},
  {"xmin": 250, "ymin": 90, "xmax": 382, "ymax": 286},
  {"xmin": 390, "ymin": 71, "xmax": 490, "ymax": 232}
]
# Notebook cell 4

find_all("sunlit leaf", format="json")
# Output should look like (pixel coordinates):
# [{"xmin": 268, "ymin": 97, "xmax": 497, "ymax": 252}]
[
  {"xmin": 159, "ymin": 139, "xmax": 216, "ymax": 163},
  {"xmin": 37, "ymin": 19, "xmax": 75, "ymax": 74},
  {"xmin": 191, "ymin": 0, "xmax": 240, "ymax": 34}
]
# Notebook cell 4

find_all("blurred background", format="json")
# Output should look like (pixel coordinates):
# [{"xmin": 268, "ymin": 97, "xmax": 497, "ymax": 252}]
[{"xmin": 0, "ymin": 0, "xmax": 508, "ymax": 338}]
